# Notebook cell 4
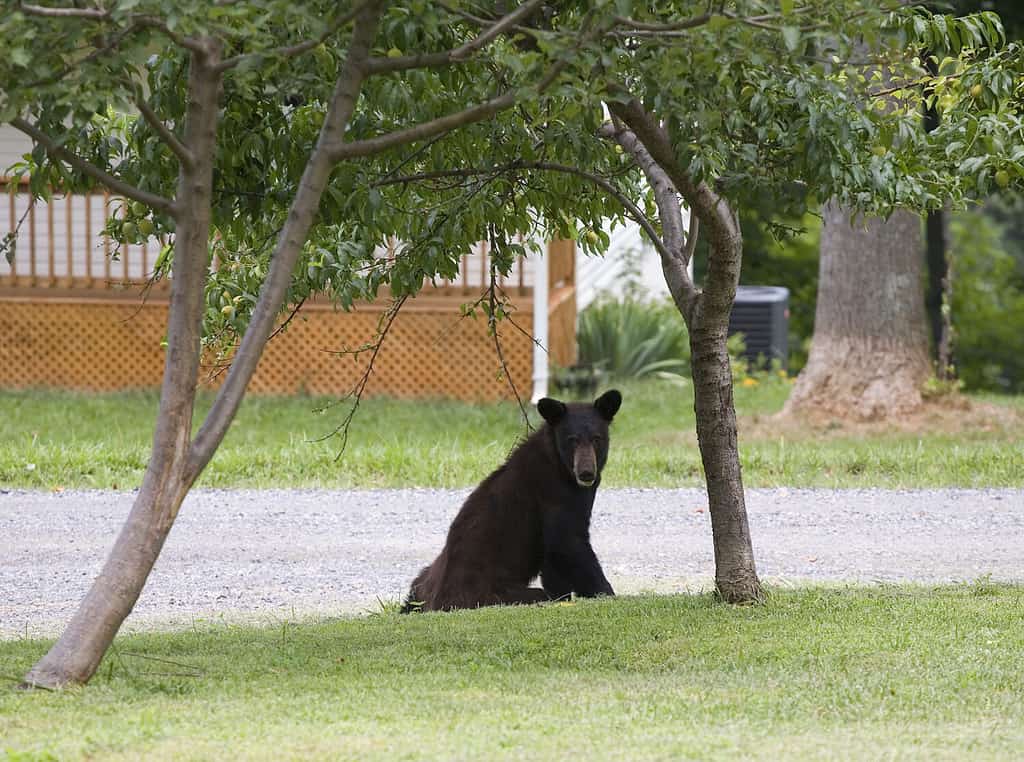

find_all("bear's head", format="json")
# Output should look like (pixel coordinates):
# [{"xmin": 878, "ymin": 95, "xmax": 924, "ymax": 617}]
[{"xmin": 537, "ymin": 389, "xmax": 622, "ymax": 488}]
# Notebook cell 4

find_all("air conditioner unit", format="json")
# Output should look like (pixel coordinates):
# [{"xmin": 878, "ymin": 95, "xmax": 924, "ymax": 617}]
[{"xmin": 728, "ymin": 286, "xmax": 790, "ymax": 370}]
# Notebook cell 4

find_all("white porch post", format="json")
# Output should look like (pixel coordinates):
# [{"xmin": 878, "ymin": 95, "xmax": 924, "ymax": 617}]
[{"xmin": 531, "ymin": 241, "xmax": 549, "ymax": 403}]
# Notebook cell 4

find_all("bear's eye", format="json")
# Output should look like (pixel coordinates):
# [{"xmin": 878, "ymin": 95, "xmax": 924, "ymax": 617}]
[
  {"xmin": 567, "ymin": 435, "xmax": 579, "ymax": 445},
  {"xmin": 592, "ymin": 435, "xmax": 603, "ymax": 444}
]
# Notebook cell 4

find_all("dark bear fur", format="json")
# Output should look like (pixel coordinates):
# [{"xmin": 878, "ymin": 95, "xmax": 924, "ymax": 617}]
[{"xmin": 401, "ymin": 390, "xmax": 621, "ymax": 612}]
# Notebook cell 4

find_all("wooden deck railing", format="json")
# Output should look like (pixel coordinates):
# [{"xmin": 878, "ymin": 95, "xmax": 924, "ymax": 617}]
[
  {"xmin": 1, "ymin": 177, "xmax": 166, "ymax": 295},
  {"xmin": 2, "ymin": 177, "xmax": 574, "ymax": 300}
]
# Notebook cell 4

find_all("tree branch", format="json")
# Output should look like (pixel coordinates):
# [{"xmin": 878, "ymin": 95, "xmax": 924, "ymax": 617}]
[
  {"xmin": 598, "ymin": 119, "xmax": 699, "ymax": 322},
  {"xmin": 607, "ymin": 99, "xmax": 740, "ymax": 325},
  {"xmin": 612, "ymin": 12, "xmax": 712, "ymax": 33},
  {"xmin": 10, "ymin": 117, "xmax": 178, "ymax": 216},
  {"xmin": 312, "ymin": 295, "xmax": 408, "ymax": 457},
  {"xmin": 133, "ymin": 91, "xmax": 195, "ymax": 169},
  {"xmin": 366, "ymin": 0, "xmax": 545, "ymax": 74},
  {"xmin": 187, "ymin": 1, "xmax": 385, "ymax": 478},
  {"xmin": 126, "ymin": 16, "xmax": 207, "ymax": 52},
  {"xmin": 24, "ymin": 23, "xmax": 140, "ymax": 89},
  {"xmin": 606, "ymin": 100, "xmax": 727, "ymax": 232},
  {"xmin": 330, "ymin": 89, "xmax": 518, "ymax": 160},
  {"xmin": 332, "ymin": 54, "xmax": 572, "ymax": 161},
  {"xmin": 215, "ymin": 3, "xmax": 367, "ymax": 72},
  {"xmin": 372, "ymin": 160, "xmax": 671, "ymax": 265},
  {"xmin": 18, "ymin": 3, "xmax": 107, "ymax": 18}
]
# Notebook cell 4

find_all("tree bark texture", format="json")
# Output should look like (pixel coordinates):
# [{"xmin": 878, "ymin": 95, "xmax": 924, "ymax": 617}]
[
  {"xmin": 690, "ymin": 316, "xmax": 762, "ymax": 603},
  {"xmin": 23, "ymin": 41, "xmax": 225, "ymax": 689},
  {"xmin": 785, "ymin": 202, "xmax": 931, "ymax": 421},
  {"xmin": 688, "ymin": 228, "xmax": 763, "ymax": 604},
  {"xmin": 604, "ymin": 101, "xmax": 763, "ymax": 603}
]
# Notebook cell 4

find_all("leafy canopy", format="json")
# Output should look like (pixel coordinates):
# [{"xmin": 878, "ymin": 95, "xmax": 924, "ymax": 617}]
[{"xmin": 2, "ymin": 1, "xmax": 1021, "ymax": 339}]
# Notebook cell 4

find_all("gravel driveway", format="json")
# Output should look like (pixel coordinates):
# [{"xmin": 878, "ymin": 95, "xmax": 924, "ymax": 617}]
[{"xmin": 1, "ymin": 488, "xmax": 1022, "ymax": 637}]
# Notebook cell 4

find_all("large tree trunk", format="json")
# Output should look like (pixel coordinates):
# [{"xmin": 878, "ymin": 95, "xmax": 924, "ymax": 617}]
[{"xmin": 785, "ymin": 202, "xmax": 931, "ymax": 420}]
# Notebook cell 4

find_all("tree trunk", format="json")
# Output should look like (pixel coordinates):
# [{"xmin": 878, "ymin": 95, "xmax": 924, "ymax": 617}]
[
  {"xmin": 603, "ymin": 101, "xmax": 763, "ymax": 604},
  {"xmin": 21, "ymin": 6, "xmax": 384, "ymax": 688},
  {"xmin": 688, "ymin": 221, "xmax": 763, "ymax": 603},
  {"xmin": 22, "ymin": 42, "xmax": 224, "ymax": 689},
  {"xmin": 785, "ymin": 202, "xmax": 931, "ymax": 421},
  {"xmin": 690, "ymin": 314, "xmax": 762, "ymax": 602},
  {"xmin": 925, "ymin": 208, "xmax": 954, "ymax": 379},
  {"xmin": 923, "ymin": 57, "xmax": 953, "ymax": 378}
]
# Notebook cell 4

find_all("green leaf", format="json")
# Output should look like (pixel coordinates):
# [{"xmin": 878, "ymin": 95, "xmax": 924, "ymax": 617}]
[
  {"xmin": 10, "ymin": 47, "xmax": 30, "ymax": 67},
  {"xmin": 781, "ymin": 26, "xmax": 801, "ymax": 52},
  {"xmin": 780, "ymin": 0, "xmax": 794, "ymax": 16}
]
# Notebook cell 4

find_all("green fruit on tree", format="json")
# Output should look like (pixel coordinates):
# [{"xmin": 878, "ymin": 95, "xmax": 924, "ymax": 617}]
[
  {"xmin": 387, "ymin": 47, "xmax": 403, "ymax": 58},
  {"xmin": 585, "ymin": 230, "xmax": 600, "ymax": 245},
  {"xmin": 130, "ymin": 201, "xmax": 147, "ymax": 217},
  {"xmin": 970, "ymin": 83, "xmax": 984, "ymax": 97},
  {"xmin": 137, "ymin": 219, "xmax": 155, "ymax": 237},
  {"xmin": 871, "ymin": 145, "xmax": 887, "ymax": 157},
  {"xmin": 995, "ymin": 170, "xmax": 1010, "ymax": 188},
  {"xmin": 221, "ymin": 304, "xmax": 235, "ymax": 317},
  {"xmin": 121, "ymin": 221, "xmax": 138, "ymax": 240}
]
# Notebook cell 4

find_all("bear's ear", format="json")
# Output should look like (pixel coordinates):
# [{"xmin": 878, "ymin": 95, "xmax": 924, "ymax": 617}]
[
  {"xmin": 594, "ymin": 389, "xmax": 622, "ymax": 421},
  {"xmin": 537, "ymin": 397, "xmax": 567, "ymax": 425}
]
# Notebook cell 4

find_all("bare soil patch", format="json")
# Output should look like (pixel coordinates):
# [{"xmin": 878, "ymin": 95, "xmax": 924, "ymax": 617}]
[{"xmin": 744, "ymin": 395, "xmax": 1022, "ymax": 441}]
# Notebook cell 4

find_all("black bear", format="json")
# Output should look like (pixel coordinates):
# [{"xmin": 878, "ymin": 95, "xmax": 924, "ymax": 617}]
[{"xmin": 401, "ymin": 390, "xmax": 621, "ymax": 612}]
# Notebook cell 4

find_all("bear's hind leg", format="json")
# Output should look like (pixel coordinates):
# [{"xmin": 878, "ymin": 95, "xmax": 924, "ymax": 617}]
[{"xmin": 400, "ymin": 566, "xmax": 432, "ymax": 613}]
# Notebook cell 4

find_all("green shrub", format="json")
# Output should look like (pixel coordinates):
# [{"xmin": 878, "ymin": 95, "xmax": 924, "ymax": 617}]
[
  {"xmin": 576, "ymin": 297, "xmax": 690, "ymax": 378},
  {"xmin": 950, "ymin": 207, "xmax": 1024, "ymax": 392}
]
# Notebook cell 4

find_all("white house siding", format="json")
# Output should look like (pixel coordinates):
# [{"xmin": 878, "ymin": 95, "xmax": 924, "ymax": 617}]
[
  {"xmin": 575, "ymin": 216, "xmax": 683, "ymax": 310},
  {"xmin": 0, "ymin": 126, "xmax": 32, "ymax": 172}
]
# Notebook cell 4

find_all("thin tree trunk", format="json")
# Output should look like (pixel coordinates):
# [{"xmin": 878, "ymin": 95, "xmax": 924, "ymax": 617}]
[
  {"xmin": 689, "ymin": 228, "xmax": 762, "ymax": 603},
  {"xmin": 21, "ymin": 4, "xmax": 385, "ymax": 689},
  {"xmin": 926, "ymin": 208, "xmax": 955, "ymax": 379},
  {"xmin": 690, "ymin": 318, "xmax": 761, "ymax": 602},
  {"xmin": 923, "ymin": 55, "xmax": 953, "ymax": 376},
  {"xmin": 785, "ymin": 203, "xmax": 931, "ymax": 420},
  {"xmin": 603, "ymin": 102, "xmax": 762, "ymax": 603},
  {"xmin": 23, "ymin": 40, "xmax": 224, "ymax": 689}
]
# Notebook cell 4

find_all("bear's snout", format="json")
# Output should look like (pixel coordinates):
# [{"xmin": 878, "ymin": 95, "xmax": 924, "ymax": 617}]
[{"xmin": 573, "ymin": 445, "xmax": 598, "ymax": 488}]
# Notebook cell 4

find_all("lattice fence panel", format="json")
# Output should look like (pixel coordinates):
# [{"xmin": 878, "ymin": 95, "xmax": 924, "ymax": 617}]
[
  {"xmin": 0, "ymin": 295, "xmax": 538, "ymax": 400},
  {"xmin": 0, "ymin": 299, "xmax": 168, "ymax": 390},
  {"xmin": 238, "ymin": 300, "xmax": 534, "ymax": 399}
]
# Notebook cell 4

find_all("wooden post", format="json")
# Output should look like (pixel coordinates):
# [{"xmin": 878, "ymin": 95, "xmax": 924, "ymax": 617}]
[
  {"xmin": 103, "ymin": 192, "xmax": 111, "ymax": 287},
  {"xmin": 28, "ymin": 197, "xmax": 37, "ymax": 286}
]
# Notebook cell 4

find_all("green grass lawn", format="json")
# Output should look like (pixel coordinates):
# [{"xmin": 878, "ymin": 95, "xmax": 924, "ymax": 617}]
[
  {"xmin": 2, "ymin": 587, "xmax": 1022, "ymax": 761},
  {"xmin": 2, "ymin": 380, "xmax": 1022, "ymax": 490}
]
